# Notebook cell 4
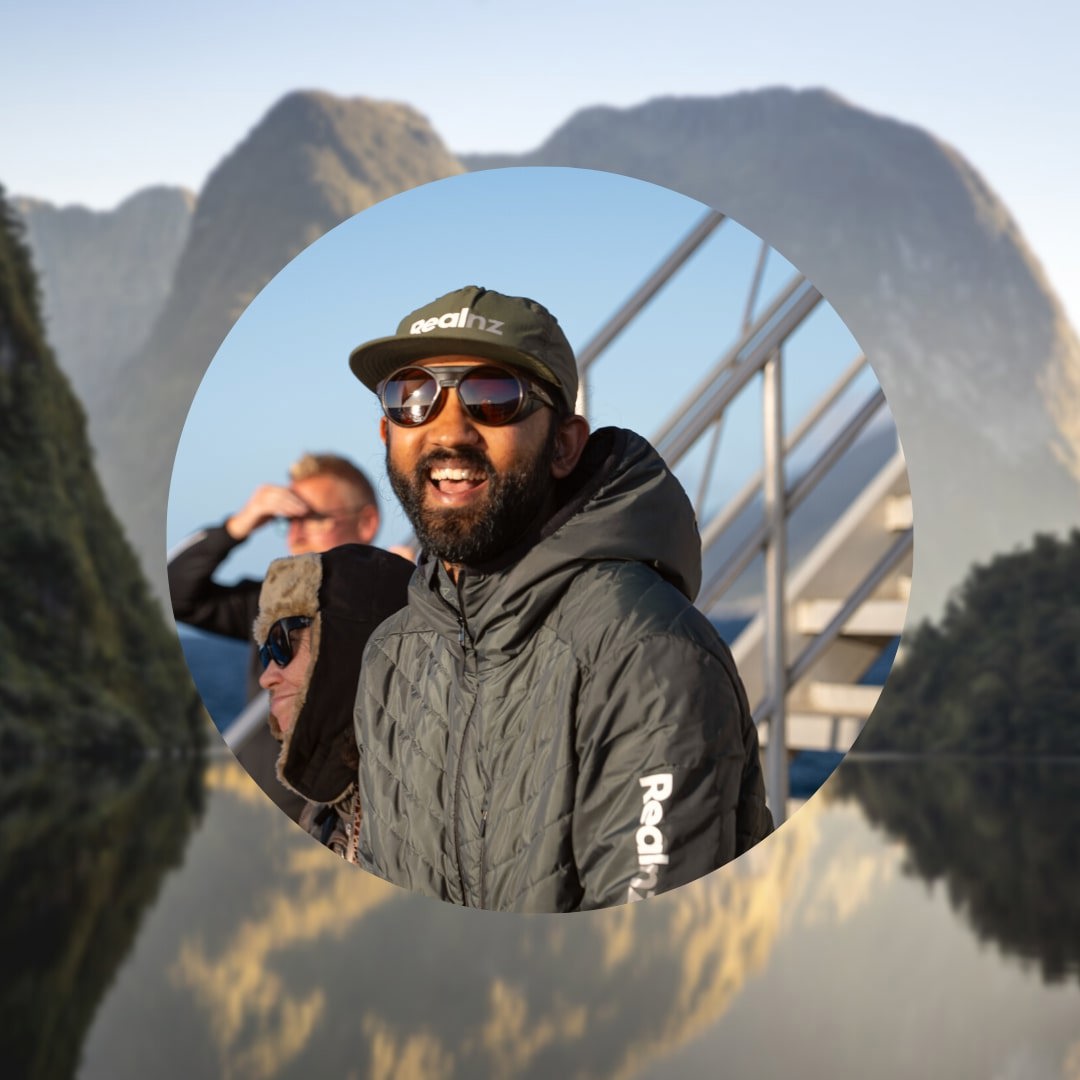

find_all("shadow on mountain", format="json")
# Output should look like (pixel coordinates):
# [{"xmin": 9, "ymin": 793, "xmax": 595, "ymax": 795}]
[
  {"xmin": 832, "ymin": 757, "xmax": 1080, "ymax": 984},
  {"xmin": 0, "ymin": 756, "xmax": 205, "ymax": 1079}
]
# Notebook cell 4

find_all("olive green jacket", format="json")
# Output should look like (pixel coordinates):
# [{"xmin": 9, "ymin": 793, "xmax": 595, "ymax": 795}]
[{"xmin": 355, "ymin": 427, "xmax": 772, "ymax": 911}]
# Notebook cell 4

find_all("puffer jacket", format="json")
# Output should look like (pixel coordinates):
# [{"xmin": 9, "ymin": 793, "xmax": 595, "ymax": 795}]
[{"xmin": 355, "ymin": 427, "xmax": 772, "ymax": 911}]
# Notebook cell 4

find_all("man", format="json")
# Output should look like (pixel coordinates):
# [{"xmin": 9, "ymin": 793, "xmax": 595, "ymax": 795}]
[
  {"xmin": 348, "ymin": 285, "xmax": 773, "ymax": 912},
  {"xmin": 168, "ymin": 452, "xmax": 383, "ymax": 817}
]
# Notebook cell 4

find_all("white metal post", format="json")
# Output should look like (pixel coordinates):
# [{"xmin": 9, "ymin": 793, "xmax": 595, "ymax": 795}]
[{"xmin": 761, "ymin": 348, "xmax": 789, "ymax": 823}]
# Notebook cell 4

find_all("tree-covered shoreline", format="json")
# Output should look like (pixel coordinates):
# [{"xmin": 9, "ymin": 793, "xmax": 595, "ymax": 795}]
[
  {"xmin": 0, "ymin": 184, "xmax": 205, "ymax": 757},
  {"xmin": 857, "ymin": 530, "xmax": 1080, "ymax": 753}
]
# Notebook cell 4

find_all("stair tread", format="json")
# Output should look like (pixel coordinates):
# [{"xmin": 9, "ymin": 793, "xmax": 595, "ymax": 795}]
[{"xmin": 794, "ymin": 597, "xmax": 907, "ymax": 636}]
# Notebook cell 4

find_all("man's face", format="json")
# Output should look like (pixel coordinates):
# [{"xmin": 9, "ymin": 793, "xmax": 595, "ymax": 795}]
[
  {"xmin": 287, "ymin": 474, "xmax": 378, "ymax": 555},
  {"xmin": 381, "ymin": 356, "xmax": 560, "ymax": 567}
]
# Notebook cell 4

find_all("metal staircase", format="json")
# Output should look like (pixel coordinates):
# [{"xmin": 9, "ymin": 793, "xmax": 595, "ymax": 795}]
[
  {"xmin": 578, "ymin": 210, "xmax": 913, "ymax": 821},
  {"xmin": 223, "ymin": 209, "xmax": 914, "ymax": 824}
]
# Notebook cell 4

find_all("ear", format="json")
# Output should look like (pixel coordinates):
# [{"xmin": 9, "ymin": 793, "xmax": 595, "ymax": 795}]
[
  {"xmin": 355, "ymin": 503, "xmax": 379, "ymax": 544},
  {"xmin": 379, "ymin": 416, "xmax": 389, "ymax": 445},
  {"xmin": 550, "ymin": 415, "xmax": 591, "ymax": 479}
]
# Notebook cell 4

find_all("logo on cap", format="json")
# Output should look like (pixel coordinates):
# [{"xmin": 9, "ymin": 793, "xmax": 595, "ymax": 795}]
[{"xmin": 408, "ymin": 306, "xmax": 504, "ymax": 337}]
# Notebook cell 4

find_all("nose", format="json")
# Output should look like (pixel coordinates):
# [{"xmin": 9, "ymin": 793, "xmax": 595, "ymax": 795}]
[
  {"xmin": 287, "ymin": 518, "xmax": 311, "ymax": 554},
  {"xmin": 426, "ymin": 386, "xmax": 482, "ymax": 447},
  {"xmin": 259, "ymin": 661, "xmax": 282, "ymax": 691}
]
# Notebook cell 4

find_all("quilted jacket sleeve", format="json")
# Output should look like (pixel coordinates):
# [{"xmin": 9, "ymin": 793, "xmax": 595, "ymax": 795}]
[{"xmin": 572, "ymin": 631, "xmax": 772, "ymax": 910}]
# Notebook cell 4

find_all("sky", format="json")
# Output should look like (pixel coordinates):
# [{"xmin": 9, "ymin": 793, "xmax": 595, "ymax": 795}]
[
  {"xmin": 166, "ymin": 167, "xmax": 877, "ymax": 583},
  {"xmin": 3, "ymin": 1, "xmax": 1078, "ymax": 329}
]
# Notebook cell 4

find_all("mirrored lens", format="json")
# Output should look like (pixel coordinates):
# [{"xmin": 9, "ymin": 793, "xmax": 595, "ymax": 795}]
[
  {"xmin": 258, "ymin": 616, "xmax": 310, "ymax": 670},
  {"xmin": 258, "ymin": 621, "xmax": 292, "ymax": 670},
  {"xmin": 383, "ymin": 368, "xmax": 439, "ymax": 426},
  {"xmin": 458, "ymin": 367, "xmax": 525, "ymax": 425}
]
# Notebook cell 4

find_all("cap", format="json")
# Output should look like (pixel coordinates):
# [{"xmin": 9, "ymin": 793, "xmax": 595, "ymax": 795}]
[{"xmin": 348, "ymin": 285, "xmax": 579, "ymax": 411}]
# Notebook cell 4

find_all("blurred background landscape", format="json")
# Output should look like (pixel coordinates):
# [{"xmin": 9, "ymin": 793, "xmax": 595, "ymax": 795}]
[{"xmin": 1, "ymin": 1, "xmax": 1078, "ymax": 1075}]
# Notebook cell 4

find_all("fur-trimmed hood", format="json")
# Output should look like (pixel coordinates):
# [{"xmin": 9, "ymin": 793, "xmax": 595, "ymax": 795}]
[{"xmin": 254, "ymin": 544, "xmax": 414, "ymax": 805}]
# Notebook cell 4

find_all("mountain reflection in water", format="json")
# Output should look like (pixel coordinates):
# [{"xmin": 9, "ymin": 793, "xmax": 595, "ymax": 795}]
[
  {"xmin": 0, "ymin": 756, "xmax": 204, "ymax": 1080},
  {"xmin": 7, "ymin": 754, "xmax": 1078, "ymax": 1078}
]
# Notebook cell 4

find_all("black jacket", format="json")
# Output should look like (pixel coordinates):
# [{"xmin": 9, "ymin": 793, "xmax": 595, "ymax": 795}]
[
  {"xmin": 168, "ymin": 523, "xmax": 264, "ymax": 698},
  {"xmin": 354, "ymin": 427, "xmax": 773, "ymax": 912}
]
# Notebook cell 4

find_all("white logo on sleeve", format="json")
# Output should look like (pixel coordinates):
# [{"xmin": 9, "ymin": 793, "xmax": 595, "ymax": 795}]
[
  {"xmin": 627, "ymin": 772, "xmax": 673, "ymax": 903},
  {"xmin": 408, "ymin": 306, "xmax": 504, "ymax": 336}
]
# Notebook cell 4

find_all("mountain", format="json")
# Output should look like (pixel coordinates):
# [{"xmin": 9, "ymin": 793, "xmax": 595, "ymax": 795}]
[
  {"xmin": 91, "ymin": 91, "xmax": 464, "ymax": 597},
  {"xmin": 13, "ymin": 187, "xmax": 193, "ymax": 410},
  {"xmin": 462, "ymin": 89, "xmax": 1080, "ymax": 619},
  {"xmin": 16, "ymin": 88, "xmax": 1079, "ymax": 619},
  {"xmin": 0, "ymin": 186, "xmax": 203, "ymax": 755}
]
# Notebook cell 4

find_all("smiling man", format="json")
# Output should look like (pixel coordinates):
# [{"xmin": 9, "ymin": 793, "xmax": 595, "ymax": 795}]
[{"xmin": 348, "ymin": 285, "xmax": 772, "ymax": 912}]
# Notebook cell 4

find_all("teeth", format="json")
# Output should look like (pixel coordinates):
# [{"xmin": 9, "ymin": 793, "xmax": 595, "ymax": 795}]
[{"xmin": 431, "ymin": 467, "xmax": 484, "ymax": 481}]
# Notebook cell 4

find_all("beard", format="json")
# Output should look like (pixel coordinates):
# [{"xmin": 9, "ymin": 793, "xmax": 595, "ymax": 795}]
[{"xmin": 387, "ymin": 427, "xmax": 558, "ymax": 566}]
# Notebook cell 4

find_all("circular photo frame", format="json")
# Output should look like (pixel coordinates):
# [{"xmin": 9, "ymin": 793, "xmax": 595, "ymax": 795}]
[{"xmin": 167, "ymin": 166, "xmax": 912, "ymax": 912}]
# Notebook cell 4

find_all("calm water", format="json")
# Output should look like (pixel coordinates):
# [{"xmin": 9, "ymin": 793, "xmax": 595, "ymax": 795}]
[{"xmin": 5, "ymin": 753, "xmax": 1076, "ymax": 1079}]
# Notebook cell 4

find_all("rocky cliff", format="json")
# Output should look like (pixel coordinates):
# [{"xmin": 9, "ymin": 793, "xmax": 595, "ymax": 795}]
[
  {"xmin": 0, "ymin": 185, "xmax": 203, "ymax": 755},
  {"xmin": 94, "ymin": 91, "xmax": 464, "ymax": 597},
  {"xmin": 13, "ymin": 186, "xmax": 193, "ymax": 409}
]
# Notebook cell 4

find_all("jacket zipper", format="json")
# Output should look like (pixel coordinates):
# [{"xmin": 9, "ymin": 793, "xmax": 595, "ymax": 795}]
[
  {"xmin": 478, "ymin": 801, "xmax": 488, "ymax": 910},
  {"xmin": 450, "ymin": 571, "xmax": 481, "ymax": 907}
]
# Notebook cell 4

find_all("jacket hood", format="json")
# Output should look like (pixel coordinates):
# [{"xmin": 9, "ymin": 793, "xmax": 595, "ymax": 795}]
[
  {"xmin": 254, "ymin": 544, "xmax": 414, "ymax": 804},
  {"xmin": 416, "ymin": 427, "xmax": 702, "ymax": 655}
]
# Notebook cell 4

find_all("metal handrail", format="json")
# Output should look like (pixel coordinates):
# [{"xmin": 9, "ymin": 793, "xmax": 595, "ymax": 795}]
[
  {"xmin": 698, "ymin": 354, "xmax": 870, "ymax": 550},
  {"xmin": 576, "ymin": 209, "xmax": 726, "ymax": 416},
  {"xmin": 222, "ymin": 690, "xmax": 271, "ymax": 750},
  {"xmin": 577, "ymin": 210, "xmax": 726, "ymax": 375},
  {"xmin": 698, "ymin": 385, "xmax": 888, "ymax": 609},
  {"xmin": 652, "ymin": 275, "xmax": 822, "ymax": 466}
]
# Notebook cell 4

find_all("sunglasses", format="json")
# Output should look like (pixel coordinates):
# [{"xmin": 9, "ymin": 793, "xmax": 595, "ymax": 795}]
[
  {"xmin": 273, "ymin": 508, "xmax": 369, "ymax": 535},
  {"xmin": 258, "ymin": 615, "xmax": 313, "ymax": 670},
  {"xmin": 379, "ymin": 364, "xmax": 557, "ymax": 428}
]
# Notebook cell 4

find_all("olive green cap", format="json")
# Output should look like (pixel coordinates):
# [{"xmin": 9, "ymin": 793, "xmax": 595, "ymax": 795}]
[{"xmin": 348, "ymin": 285, "xmax": 579, "ymax": 410}]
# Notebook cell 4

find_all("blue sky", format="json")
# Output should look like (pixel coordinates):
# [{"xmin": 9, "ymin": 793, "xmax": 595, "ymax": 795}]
[
  {"xmin": 167, "ymin": 168, "xmax": 874, "ymax": 578},
  {"xmin": 4, "ymin": 1, "xmax": 1078, "ymax": 329}
]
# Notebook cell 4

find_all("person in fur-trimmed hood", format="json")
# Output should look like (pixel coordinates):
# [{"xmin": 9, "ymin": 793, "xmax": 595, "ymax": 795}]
[{"xmin": 252, "ymin": 543, "xmax": 414, "ymax": 858}]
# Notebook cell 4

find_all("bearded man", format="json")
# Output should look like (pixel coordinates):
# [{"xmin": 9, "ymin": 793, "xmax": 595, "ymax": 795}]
[{"xmin": 348, "ymin": 285, "xmax": 772, "ymax": 912}]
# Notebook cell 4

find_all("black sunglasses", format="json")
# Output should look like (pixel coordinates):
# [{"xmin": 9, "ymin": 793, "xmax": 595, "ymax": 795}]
[
  {"xmin": 379, "ymin": 364, "xmax": 557, "ymax": 428},
  {"xmin": 258, "ymin": 615, "xmax": 313, "ymax": 670}
]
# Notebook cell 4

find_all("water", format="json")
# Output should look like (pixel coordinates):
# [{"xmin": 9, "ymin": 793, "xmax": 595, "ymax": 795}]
[
  {"xmin": 176, "ymin": 625, "xmax": 248, "ymax": 732},
  {"xmin": 5, "ymin": 753, "xmax": 1075, "ymax": 1078}
]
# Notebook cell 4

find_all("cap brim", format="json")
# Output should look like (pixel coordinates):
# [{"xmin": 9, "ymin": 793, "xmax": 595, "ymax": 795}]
[{"xmin": 349, "ymin": 334, "xmax": 564, "ymax": 398}]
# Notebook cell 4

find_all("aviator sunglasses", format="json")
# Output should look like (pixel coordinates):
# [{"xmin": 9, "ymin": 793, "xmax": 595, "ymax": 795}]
[
  {"xmin": 379, "ymin": 364, "xmax": 557, "ymax": 428},
  {"xmin": 258, "ymin": 615, "xmax": 313, "ymax": 670}
]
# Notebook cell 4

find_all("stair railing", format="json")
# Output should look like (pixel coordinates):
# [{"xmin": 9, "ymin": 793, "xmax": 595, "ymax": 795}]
[{"xmin": 578, "ymin": 219, "xmax": 905, "ymax": 820}]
